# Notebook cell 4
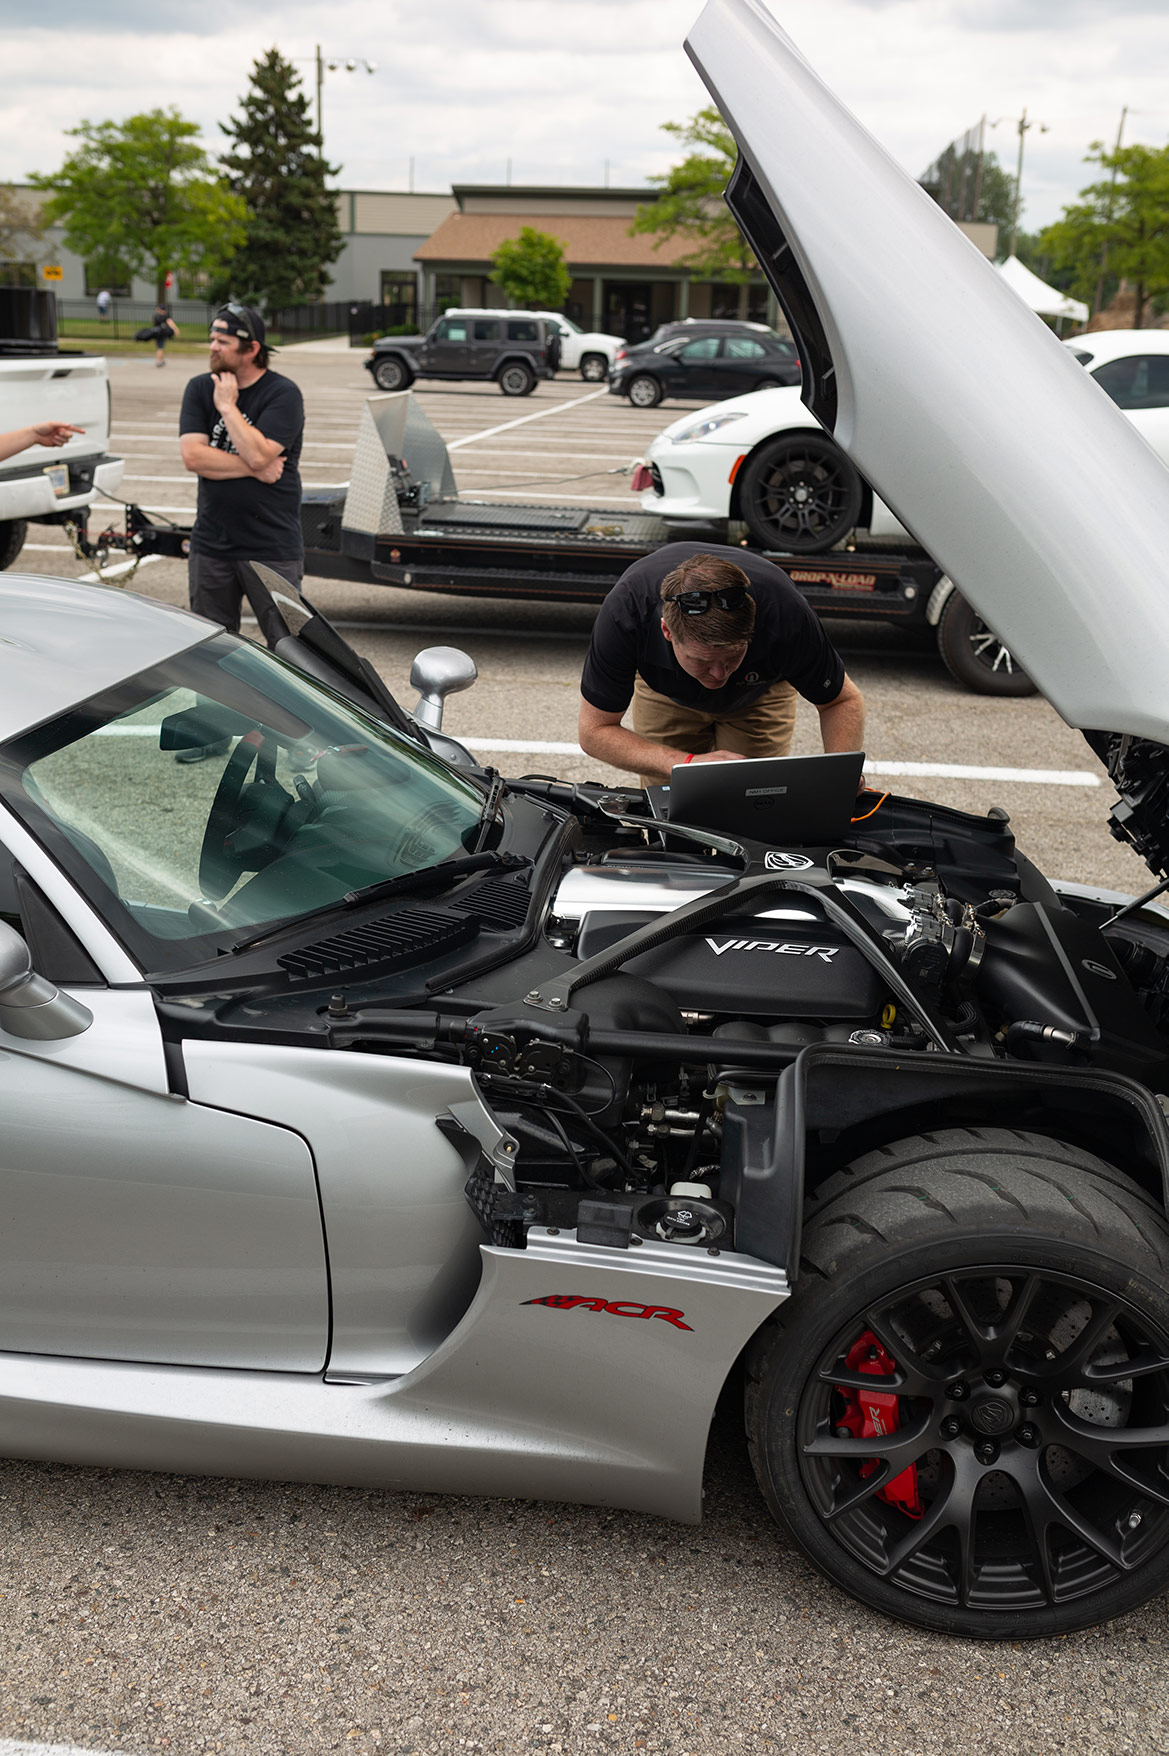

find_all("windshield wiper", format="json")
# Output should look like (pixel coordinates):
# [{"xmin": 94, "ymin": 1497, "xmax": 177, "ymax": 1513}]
[
  {"xmin": 470, "ymin": 767, "xmax": 505, "ymax": 853},
  {"xmin": 228, "ymin": 850, "xmax": 528, "ymax": 957}
]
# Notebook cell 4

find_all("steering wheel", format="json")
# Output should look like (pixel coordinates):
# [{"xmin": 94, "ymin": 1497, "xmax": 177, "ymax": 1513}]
[{"xmin": 198, "ymin": 732, "xmax": 310, "ymax": 900}]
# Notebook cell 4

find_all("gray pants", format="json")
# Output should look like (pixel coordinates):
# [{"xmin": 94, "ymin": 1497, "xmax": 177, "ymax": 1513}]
[{"xmin": 188, "ymin": 554, "xmax": 304, "ymax": 650}]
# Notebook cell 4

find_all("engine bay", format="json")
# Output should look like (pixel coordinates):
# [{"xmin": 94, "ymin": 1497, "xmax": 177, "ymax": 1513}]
[{"xmin": 306, "ymin": 781, "xmax": 1169, "ymax": 1268}]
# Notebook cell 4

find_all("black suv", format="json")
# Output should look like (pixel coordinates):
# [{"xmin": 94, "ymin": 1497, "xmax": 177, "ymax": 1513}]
[
  {"xmin": 365, "ymin": 315, "xmax": 556, "ymax": 397},
  {"xmin": 609, "ymin": 322, "xmax": 800, "ymax": 408}
]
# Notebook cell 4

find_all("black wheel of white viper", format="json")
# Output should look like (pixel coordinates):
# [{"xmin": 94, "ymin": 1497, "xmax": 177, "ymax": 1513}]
[
  {"xmin": 937, "ymin": 590, "xmax": 1036, "ymax": 696},
  {"xmin": 372, "ymin": 355, "xmax": 412, "ymax": 393},
  {"xmin": 626, "ymin": 374, "xmax": 663, "ymax": 408},
  {"xmin": 737, "ymin": 433, "xmax": 863, "ymax": 552},
  {"xmin": 498, "ymin": 362, "xmax": 536, "ymax": 397},
  {"xmin": 0, "ymin": 519, "xmax": 28, "ymax": 571},
  {"xmin": 745, "ymin": 1128, "xmax": 1169, "ymax": 1638},
  {"xmin": 580, "ymin": 353, "xmax": 609, "ymax": 383}
]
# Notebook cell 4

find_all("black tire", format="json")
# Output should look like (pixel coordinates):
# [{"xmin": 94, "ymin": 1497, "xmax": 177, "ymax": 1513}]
[
  {"xmin": 498, "ymin": 361, "xmax": 536, "ymax": 397},
  {"xmin": 937, "ymin": 590, "xmax": 1037, "ymax": 697},
  {"xmin": 737, "ymin": 432, "xmax": 863, "ymax": 552},
  {"xmin": 626, "ymin": 374, "xmax": 663, "ymax": 409},
  {"xmin": 0, "ymin": 519, "xmax": 28, "ymax": 571},
  {"xmin": 745, "ymin": 1127, "xmax": 1169, "ymax": 1638},
  {"xmin": 580, "ymin": 353, "xmax": 609, "ymax": 383},
  {"xmin": 372, "ymin": 355, "xmax": 412, "ymax": 392}
]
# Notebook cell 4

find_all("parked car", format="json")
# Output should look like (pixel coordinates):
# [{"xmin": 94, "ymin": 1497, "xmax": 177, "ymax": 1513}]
[
  {"xmin": 365, "ymin": 313, "xmax": 557, "ymax": 396},
  {"xmin": 0, "ymin": 287, "xmax": 124, "ymax": 572},
  {"xmin": 609, "ymin": 325, "xmax": 800, "ymax": 407},
  {"xmin": 646, "ymin": 317, "xmax": 783, "ymax": 346},
  {"xmin": 13, "ymin": 0, "xmax": 1169, "ymax": 1648},
  {"xmin": 1063, "ymin": 328, "xmax": 1169, "ymax": 454}
]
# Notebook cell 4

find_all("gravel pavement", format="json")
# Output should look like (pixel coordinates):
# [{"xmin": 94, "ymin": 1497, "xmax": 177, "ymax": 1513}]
[{"xmin": 4, "ymin": 346, "xmax": 1167, "ymax": 1756}]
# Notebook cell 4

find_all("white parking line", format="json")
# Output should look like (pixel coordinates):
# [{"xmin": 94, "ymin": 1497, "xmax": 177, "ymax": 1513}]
[
  {"xmin": 0, "ymin": 1742, "xmax": 133, "ymax": 1756},
  {"xmin": 446, "ymin": 388, "xmax": 608, "ymax": 451}
]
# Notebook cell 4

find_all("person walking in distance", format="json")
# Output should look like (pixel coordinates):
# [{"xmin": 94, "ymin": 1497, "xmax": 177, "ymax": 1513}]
[
  {"xmin": 178, "ymin": 304, "xmax": 304, "ymax": 761},
  {"xmin": 152, "ymin": 303, "xmax": 178, "ymax": 367}
]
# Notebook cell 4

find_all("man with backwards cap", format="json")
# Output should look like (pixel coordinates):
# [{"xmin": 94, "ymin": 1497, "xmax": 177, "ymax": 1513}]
[
  {"xmin": 578, "ymin": 542, "xmax": 865, "ymax": 785},
  {"xmin": 179, "ymin": 303, "xmax": 305, "ymax": 674}
]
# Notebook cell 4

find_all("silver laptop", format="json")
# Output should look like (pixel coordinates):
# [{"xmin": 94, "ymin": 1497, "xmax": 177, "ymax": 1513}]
[{"xmin": 666, "ymin": 750, "xmax": 866, "ymax": 843}]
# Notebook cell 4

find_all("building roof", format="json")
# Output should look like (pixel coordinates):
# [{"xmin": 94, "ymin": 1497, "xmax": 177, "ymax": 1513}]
[{"xmin": 415, "ymin": 212, "xmax": 696, "ymax": 271}]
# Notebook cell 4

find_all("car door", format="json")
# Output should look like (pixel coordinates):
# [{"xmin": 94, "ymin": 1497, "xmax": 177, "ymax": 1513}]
[
  {"xmin": 1089, "ymin": 353, "xmax": 1169, "ymax": 468},
  {"xmin": 424, "ymin": 317, "xmax": 471, "ymax": 376},
  {"xmin": 720, "ymin": 334, "xmax": 776, "ymax": 391},
  {"xmin": 0, "ymin": 837, "xmax": 329, "ymax": 1372},
  {"xmin": 470, "ymin": 317, "xmax": 503, "ymax": 377},
  {"xmin": 669, "ymin": 335, "xmax": 725, "ymax": 398}
]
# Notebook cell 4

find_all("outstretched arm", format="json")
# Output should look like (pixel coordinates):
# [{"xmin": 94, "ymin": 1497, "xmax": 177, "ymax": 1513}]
[{"xmin": 0, "ymin": 422, "xmax": 84, "ymax": 463}]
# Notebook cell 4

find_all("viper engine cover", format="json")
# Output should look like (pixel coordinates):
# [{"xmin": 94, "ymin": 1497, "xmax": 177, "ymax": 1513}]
[{"xmin": 574, "ymin": 911, "xmax": 885, "ymax": 1018}]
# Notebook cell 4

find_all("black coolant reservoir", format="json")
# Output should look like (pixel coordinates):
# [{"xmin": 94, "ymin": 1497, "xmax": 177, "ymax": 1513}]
[{"xmin": 977, "ymin": 900, "xmax": 1169, "ymax": 1077}]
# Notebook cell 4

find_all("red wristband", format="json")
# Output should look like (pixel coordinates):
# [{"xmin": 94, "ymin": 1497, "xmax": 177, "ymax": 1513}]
[{"xmin": 683, "ymin": 753, "xmax": 695, "ymax": 764}]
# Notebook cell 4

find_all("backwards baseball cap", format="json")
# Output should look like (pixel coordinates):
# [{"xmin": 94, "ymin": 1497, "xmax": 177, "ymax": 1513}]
[{"xmin": 212, "ymin": 303, "xmax": 269, "ymax": 348}]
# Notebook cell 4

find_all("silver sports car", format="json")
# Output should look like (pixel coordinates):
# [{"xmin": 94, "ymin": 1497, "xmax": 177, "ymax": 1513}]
[{"xmin": 5, "ymin": 0, "xmax": 1169, "ymax": 1644}]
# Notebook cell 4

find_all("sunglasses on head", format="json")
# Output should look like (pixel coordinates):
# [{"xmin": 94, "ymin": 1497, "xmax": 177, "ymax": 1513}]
[
  {"xmin": 210, "ymin": 302, "xmax": 255, "ymax": 343},
  {"xmin": 673, "ymin": 585, "xmax": 750, "ymax": 616}
]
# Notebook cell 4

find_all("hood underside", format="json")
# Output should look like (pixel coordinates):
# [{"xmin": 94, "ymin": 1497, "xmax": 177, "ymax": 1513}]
[{"xmin": 685, "ymin": 0, "xmax": 1169, "ymax": 766}]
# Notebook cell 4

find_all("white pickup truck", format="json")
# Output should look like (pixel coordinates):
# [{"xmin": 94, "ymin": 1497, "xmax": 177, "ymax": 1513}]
[{"xmin": 0, "ymin": 292, "xmax": 124, "ymax": 569}]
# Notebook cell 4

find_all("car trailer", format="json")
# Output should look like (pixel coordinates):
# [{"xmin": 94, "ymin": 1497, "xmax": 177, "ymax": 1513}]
[{"xmin": 68, "ymin": 391, "xmax": 1025, "ymax": 695}]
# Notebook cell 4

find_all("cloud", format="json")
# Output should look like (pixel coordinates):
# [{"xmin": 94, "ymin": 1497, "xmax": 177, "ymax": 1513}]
[{"xmin": 3, "ymin": 0, "xmax": 1168, "ymax": 230}]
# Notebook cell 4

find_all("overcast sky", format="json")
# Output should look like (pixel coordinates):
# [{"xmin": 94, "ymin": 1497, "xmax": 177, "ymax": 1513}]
[{"xmin": 3, "ymin": 0, "xmax": 1167, "ymax": 232}]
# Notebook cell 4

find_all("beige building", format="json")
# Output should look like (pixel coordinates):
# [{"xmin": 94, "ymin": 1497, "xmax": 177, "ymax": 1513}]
[{"xmin": 414, "ymin": 184, "xmax": 777, "ymax": 340}]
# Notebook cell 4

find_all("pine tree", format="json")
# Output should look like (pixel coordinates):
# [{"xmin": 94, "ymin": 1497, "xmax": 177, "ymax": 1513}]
[{"xmin": 218, "ymin": 49, "xmax": 343, "ymax": 312}]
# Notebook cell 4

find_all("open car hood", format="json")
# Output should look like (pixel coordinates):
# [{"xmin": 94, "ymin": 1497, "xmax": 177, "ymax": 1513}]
[{"xmin": 686, "ymin": 0, "xmax": 1169, "ymax": 874}]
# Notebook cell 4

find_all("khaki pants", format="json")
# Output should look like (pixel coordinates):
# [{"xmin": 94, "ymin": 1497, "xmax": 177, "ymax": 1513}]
[{"xmin": 632, "ymin": 675, "xmax": 799, "ymax": 786}]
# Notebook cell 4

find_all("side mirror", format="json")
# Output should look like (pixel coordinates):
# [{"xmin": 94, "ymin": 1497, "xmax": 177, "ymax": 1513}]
[
  {"xmin": 409, "ymin": 646, "xmax": 478, "ymax": 731},
  {"xmin": 0, "ymin": 921, "xmax": 93, "ymax": 1040}
]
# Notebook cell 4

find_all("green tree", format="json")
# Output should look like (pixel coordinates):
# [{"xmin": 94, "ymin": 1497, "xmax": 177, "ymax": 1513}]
[
  {"xmin": 629, "ymin": 106, "xmax": 757, "ymax": 318},
  {"xmin": 0, "ymin": 183, "xmax": 45, "ymax": 264},
  {"xmin": 31, "ymin": 110, "xmax": 245, "ymax": 303},
  {"xmin": 1040, "ymin": 143, "xmax": 1169, "ymax": 323},
  {"xmin": 489, "ymin": 227, "xmax": 570, "ymax": 309},
  {"xmin": 920, "ymin": 146, "xmax": 1016, "ymax": 234},
  {"xmin": 218, "ymin": 49, "xmax": 342, "ymax": 311}
]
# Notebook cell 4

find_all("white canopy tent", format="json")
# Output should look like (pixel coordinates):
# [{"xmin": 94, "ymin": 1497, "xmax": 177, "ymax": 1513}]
[{"xmin": 996, "ymin": 254, "xmax": 1089, "ymax": 326}]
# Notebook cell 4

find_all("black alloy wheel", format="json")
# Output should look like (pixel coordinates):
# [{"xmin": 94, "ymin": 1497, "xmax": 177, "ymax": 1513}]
[
  {"xmin": 937, "ymin": 590, "xmax": 1037, "ymax": 697},
  {"xmin": 746, "ymin": 1129, "xmax": 1169, "ymax": 1637},
  {"xmin": 372, "ymin": 355, "xmax": 412, "ymax": 393},
  {"xmin": 580, "ymin": 353, "xmax": 609, "ymax": 383},
  {"xmin": 0, "ymin": 519, "xmax": 28, "ymax": 571},
  {"xmin": 737, "ymin": 432, "xmax": 863, "ymax": 552},
  {"xmin": 626, "ymin": 374, "xmax": 663, "ymax": 408},
  {"xmin": 498, "ymin": 362, "xmax": 536, "ymax": 397}
]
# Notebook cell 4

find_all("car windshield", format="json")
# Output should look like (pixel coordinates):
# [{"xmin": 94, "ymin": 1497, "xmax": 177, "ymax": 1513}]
[{"xmin": 0, "ymin": 633, "xmax": 486, "ymax": 973}]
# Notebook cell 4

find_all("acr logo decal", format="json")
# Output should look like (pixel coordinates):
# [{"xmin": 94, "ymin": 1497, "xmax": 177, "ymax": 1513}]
[
  {"xmin": 523, "ymin": 1294, "xmax": 693, "ymax": 1331},
  {"xmin": 705, "ymin": 936, "xmax": 840, "ymax": 963},
  {"xmin": 1082, "ymin": 958, "xmax": 1118, "ymax": 981},
  {"xmin": 764, "ymin": 850, "xmax": 814, "ymax": 870}
]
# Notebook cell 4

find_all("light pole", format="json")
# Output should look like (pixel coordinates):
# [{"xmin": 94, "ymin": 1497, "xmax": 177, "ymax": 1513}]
[
  {"xmin": 314, "ymin": 47, "xmax": 378, "ymax": 138},
  {"xmin": 1002, "ymin": 108, "xmax": 1049, "ymax": 258}
]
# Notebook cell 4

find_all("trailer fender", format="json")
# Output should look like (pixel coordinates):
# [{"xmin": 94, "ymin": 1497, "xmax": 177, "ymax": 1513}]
[{"xmin": 925, "ymin": 573, "xmax": 957, "ymax": 626}]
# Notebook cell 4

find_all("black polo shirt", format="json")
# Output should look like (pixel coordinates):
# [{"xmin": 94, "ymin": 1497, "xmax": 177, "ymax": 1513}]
[{"xmin": 580, "ymin": 543, "xmax": 846, "ymax": 715}]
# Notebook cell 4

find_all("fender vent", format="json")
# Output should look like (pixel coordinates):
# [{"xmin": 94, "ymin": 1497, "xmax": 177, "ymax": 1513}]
[
  {"xmin": 454, "ymin": 876, "xmax": 531, "ymax": 932},
  {"xmin": 276, "ymin": 906, "xmax": 477, "ymax": 982}
]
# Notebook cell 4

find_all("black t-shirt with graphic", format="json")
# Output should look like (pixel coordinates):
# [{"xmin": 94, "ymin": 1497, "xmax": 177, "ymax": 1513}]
[
  {"xmin": 179, "ymin": 370, "xmax": 305, "ymax": 561},
  {"xmin": 579, "ymin": 542, "xmax": 846, "ymax": 715}
]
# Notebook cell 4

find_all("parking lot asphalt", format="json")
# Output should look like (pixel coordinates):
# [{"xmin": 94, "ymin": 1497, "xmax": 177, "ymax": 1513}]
[{"xmin": 3, "ymin": 347, "xmax": 1167, "ymax": 1756}]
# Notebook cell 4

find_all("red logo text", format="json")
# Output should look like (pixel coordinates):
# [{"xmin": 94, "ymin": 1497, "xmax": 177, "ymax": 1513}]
[{"xmin": 522, "ymin": 1294, "xmax": 693, "ymax": 1331}]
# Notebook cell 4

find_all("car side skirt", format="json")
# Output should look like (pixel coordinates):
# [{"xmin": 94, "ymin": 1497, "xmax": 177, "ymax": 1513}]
[{"xmin": 0, "ymin": 1232, "xmax": 786, "ymax": 1522}]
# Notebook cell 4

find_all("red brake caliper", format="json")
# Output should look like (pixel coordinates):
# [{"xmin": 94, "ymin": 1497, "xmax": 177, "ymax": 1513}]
[{"xmin": 835, "ymin": 1329, "xmax": 923, "ymax": 1518}]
